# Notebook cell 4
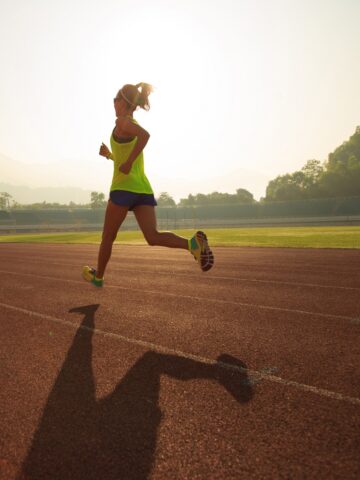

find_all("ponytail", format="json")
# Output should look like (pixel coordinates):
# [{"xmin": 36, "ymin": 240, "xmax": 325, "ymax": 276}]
[
  {"xmin": 135, "ymin": 82, "xmax": 153, "ymax": 111},
  {"xmin": 117, "ymin": 82, "xmax": 153, "ymax": 111}
]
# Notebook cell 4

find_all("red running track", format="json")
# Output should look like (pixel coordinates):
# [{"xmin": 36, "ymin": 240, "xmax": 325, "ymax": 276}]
[{"xmin": 0, "ymin": 244, "xmax": 359, "ymax": 479}]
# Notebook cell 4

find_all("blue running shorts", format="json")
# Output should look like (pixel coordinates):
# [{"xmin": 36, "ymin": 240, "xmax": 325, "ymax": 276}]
[{"xmin": 109, "ymin": 190, "xmax": 157, "ymax": 211}]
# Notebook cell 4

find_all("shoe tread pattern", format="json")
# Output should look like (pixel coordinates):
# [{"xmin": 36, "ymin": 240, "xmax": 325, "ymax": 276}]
[{"xmin": 196, "ymin": 231, "xmax": 214, "ymax": 272}]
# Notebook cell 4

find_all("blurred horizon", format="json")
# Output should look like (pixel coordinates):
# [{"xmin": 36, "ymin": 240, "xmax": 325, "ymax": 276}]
[{"xmin": 0, "ymin": 149, "xmax": 270, "ymax": 203}]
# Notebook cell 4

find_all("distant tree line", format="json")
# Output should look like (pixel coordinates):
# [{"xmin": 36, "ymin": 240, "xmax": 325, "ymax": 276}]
[
  {"xmin": 265, "ymin": 126, "xmax": 360, "ymax": 201},
  {"xmin": 0, "ymin": 192, "xmax": 107, "ymax": 210},
  {"xmin": 176, "ymin": 188, "xmax": 255, "ymax": 207},
  {"xmin": 1, "ymin": 126, "xmax": 359, "ymax": 209},
  {"xmin": 0, "ymin": 192, "xmax": 12, "ymax": 210},
  {"xmin": 165, "ymin": 125, "xmax": 360, "ymax": 204}
]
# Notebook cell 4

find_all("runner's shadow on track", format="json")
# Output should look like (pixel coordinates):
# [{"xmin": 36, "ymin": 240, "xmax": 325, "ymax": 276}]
[{"xmin": 18, "ymin": 304, "xmax": 253, "ymax": 480}]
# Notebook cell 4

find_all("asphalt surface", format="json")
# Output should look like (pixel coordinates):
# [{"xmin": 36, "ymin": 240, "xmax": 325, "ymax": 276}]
[{"xmin": 0, "ymin": 243, "xmax": 359, "ymax": 479}]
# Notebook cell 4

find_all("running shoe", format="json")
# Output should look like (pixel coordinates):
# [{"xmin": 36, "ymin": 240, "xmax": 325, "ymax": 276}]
[
  {"xmin": 82, "ymin": 266, "xmax": 103, "ymax": 287},
  {"xmin": 189, "ymin": 231, "xmax": 214, "ymax": 272}
]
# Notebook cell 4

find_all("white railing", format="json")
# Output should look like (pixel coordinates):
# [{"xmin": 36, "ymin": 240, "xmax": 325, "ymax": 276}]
[{"xmin": 1, "ymin": 215, "xmax": 360, "ymax": 235}]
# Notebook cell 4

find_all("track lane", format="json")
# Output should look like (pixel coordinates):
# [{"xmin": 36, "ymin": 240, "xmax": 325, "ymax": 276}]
[
  {"xmin": 1, "ymin": 254, "xmax": 360, "ymax": 318},
  {"xmin": 3, "ymin": 244, "xmax": 360, "ymax": 287},
  {"xmin": 1, "ymin": 267, "xmax": 359, "ymax": 399}
]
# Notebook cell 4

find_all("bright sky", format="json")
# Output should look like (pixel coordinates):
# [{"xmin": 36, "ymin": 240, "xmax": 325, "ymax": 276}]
[{"xmin": 0, "ymin": 0, "xmax": 359, "ymax": 201}]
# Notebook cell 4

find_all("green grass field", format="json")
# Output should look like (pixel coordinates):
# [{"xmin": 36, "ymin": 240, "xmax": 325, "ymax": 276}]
[{"xmin": 0, "ymin": 226, "xmax": 359, "ymax": 248}]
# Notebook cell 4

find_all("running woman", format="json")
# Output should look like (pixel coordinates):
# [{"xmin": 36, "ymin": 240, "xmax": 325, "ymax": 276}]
[{"xmin": 82, "ymin": 82, "xmax": 214, "ymax": 287}]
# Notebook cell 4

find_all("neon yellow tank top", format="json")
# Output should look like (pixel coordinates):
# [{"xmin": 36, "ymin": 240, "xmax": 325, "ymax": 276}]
[{"xmin": 109, "ymin": 118, "xmax": 153, "ymax": 194}]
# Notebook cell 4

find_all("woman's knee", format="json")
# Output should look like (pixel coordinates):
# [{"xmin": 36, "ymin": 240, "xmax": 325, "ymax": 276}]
[
  {"xmin": 145, "ymin": 230, "xmax": 159, "ymax": 246},
  {"xmin": 102, "ymin": 230, "xmax": 117, "ymax": 243}
]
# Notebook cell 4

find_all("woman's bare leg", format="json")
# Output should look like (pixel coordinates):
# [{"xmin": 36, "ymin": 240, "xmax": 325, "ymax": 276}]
[
  {"xmin": 96, "ymin": 201, "xmax": 129, "ymax": 278},
  {"xmin": 133, "ymin": 205, "xmax": 188, "ymax": 249}
]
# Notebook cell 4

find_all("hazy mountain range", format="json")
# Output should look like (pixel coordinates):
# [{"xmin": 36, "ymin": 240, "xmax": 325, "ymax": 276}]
[
  {"xmin": 0, "ymin": 152, "xmax": 102, "ymax": 204},
  {"xmin": 0, "ymin": 152, "xmax": 270, "ymax": 204},
  {"xmin": 0, "ymin": 182, "xmax": 92, "ymax": 205}
]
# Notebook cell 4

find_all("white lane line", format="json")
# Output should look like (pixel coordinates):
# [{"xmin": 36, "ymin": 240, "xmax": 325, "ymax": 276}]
[
  {"xmin": 2, "ymin": 255, "xmax": 359, "ymax": 292},
  {"xmin": 1, "ymin": 301, "xmax": 359, "ymax": 406},
  {"xmin": 0, "ymin": 269, "xmax": 356, "ymax": 322}
]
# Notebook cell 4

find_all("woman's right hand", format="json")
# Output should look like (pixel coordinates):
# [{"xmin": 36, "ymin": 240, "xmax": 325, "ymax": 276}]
[
  {"xmin": 119, "ymin": 161, "xmax": 132, "ymax": 174},
  {"xmin": 99, "ymin": 143, "xmax": 112, "ymax": 159}
]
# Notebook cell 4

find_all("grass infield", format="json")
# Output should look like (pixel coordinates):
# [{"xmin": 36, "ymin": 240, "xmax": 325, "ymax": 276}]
[{"xmin": 0, "ymin": 226, "xmax": 359, "ymax": 248}]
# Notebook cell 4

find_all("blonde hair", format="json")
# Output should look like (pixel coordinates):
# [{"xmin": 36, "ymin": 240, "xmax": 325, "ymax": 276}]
[{"xmin": 116, "ymin": 82, "xmax": 153, "ymax": 111}]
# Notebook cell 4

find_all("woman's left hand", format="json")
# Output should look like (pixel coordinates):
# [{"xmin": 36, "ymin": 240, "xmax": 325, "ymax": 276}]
[
  {"xmin": 120, "ymin": 161, "xmax": 132, "ymax": 174},
  {"xmin": 99, "ymin": 143, "xmax": 112, "ymax": 159}
]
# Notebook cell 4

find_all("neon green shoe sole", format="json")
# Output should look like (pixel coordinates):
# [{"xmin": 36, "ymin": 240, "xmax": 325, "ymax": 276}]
[
  {"xmin": 82, "ymin": 266, "xmax": 103, "ymax": 287},
  {"xmin": 189, "ymin": 231, "xmax": 214, "ymax": 272}
]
